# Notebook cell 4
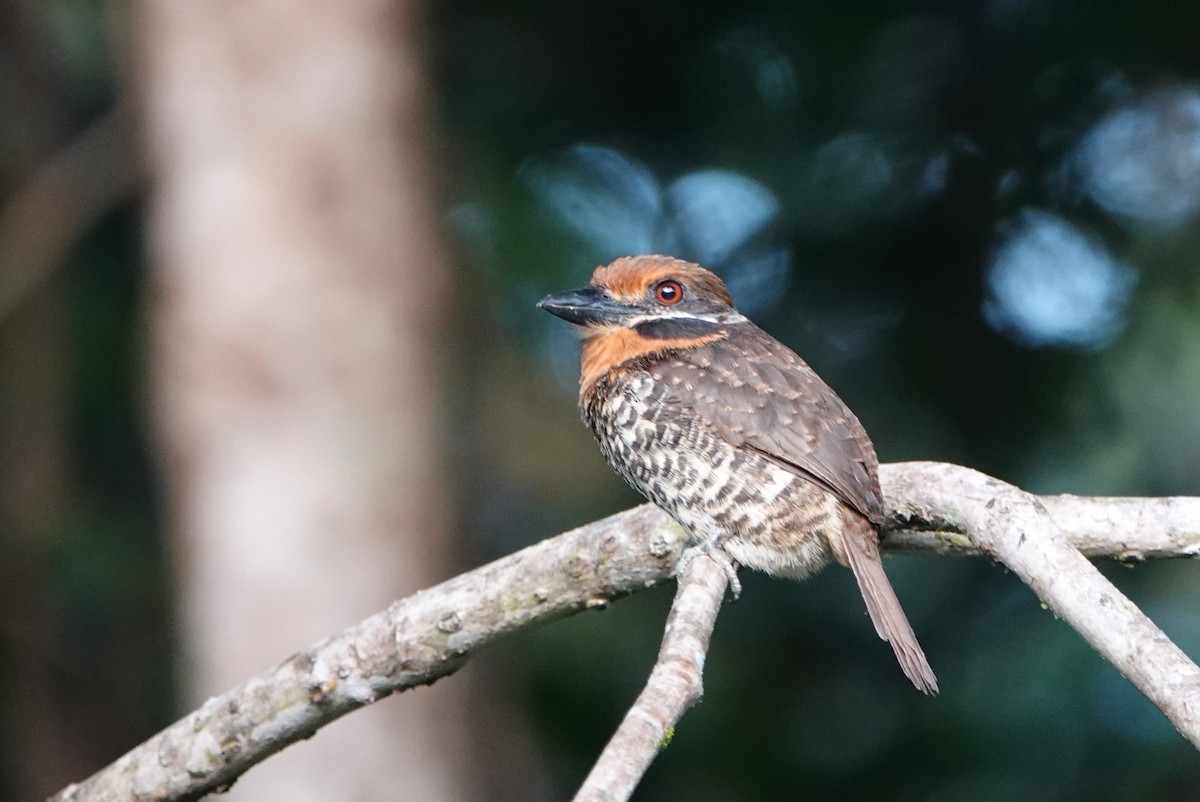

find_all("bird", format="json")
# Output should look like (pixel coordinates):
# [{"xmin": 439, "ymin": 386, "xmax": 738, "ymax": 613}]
[{"xmin": 537, "ymin": 254, "xmax": 937, "ymax": 694}]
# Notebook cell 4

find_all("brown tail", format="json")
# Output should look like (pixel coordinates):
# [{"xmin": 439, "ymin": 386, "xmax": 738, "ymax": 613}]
[{"xmin": 840, "ymin": 508, "xmax": 939, "ymax": 694}]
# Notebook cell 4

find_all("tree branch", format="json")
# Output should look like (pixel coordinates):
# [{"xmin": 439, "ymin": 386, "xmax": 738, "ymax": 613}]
[
  {"xmin": 574, "ymin": 552, "xmax": 729, "ymax": 802},
  {"xmin": 883, "ymin": 471, "xmax": 1200, "ymax": 560},
  {"xmin": 50, "ymin": 462, "xmax": 1200, "ymax": 801},
  {"xmin": 882, "ymin": 462, "xmax": 1200, "ymax": 750},
  {"xmin": 0, "ymin": 107, "xmax": 141, "ymax": 321},
  {"xmin": 50, "ymin": 506, "xmax": 685, "ymax": 802}
]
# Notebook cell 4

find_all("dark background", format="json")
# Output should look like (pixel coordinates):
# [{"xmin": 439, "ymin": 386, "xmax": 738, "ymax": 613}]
[{"xmin": 3, "ymin": 0, "xmax": 1200, "ymax": 799}]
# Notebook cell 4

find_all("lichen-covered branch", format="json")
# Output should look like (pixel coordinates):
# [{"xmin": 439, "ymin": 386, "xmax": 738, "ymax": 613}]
[
  {"xmin": 882, "ymin": 472, "xmax": 1200, "ymax": 560},
  {"xmin": 883, "ymin": 461, "xmax": 1200, "ymax": 748},
  {"xmin": 50, "ymin": 463, "xmax": 1200, "ymax": 801},
  {"xmin": 50, "ymin": 506, "xmax": 685, "ymax": 802},
  {"xmin": 574, "ymin": 553, "xmax": 728, "ymax": 802},
  {"xmin": 571, "ymin": 463, "xmax": 1200, "ymax": 802}
]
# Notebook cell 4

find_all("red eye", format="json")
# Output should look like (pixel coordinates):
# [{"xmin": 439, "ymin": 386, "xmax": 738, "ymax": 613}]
[{"xmin": 654, "ymin": 279, "xmax": 683, "ymax": 305}]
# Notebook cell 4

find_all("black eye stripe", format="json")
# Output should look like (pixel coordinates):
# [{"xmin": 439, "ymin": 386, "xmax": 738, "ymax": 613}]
[{"xmin": 634, "ymin": 318, "xmax": 725, "ymax": 339}]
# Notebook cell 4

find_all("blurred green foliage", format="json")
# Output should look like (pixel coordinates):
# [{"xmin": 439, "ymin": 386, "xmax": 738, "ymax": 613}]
[{"xmin": 434, "ymin": 0, "xmax": 1200, "ymax": 799}]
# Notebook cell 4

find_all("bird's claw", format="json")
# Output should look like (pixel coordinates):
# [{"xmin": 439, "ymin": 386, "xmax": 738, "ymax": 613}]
[{"xmin": 676, "ymin": 542, "xmax": 742, "ymax": 600}]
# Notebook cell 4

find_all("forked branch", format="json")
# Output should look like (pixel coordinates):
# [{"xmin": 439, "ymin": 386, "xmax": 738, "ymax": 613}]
[{"xmin": 50, "ymin": 462, "xmax": 1200, "ymax": 802}]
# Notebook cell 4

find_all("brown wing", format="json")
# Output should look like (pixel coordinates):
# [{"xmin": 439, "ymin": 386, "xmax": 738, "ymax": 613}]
[
  {"xmin": 653, "ymin": 325, "xmax": 936, "ymax": 693},
  {"xmin": 654, "ymin": 323, "xmax": 883, "ymax": 525}
]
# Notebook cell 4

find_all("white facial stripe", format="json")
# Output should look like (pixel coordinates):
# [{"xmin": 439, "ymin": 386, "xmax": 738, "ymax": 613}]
[{"xmin": 624, "ymin": 310, "xmax": 748, "ymax": 326}]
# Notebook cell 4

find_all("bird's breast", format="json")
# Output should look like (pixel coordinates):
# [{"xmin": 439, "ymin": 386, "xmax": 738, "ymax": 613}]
[
  {"xmin": 578, "ymin": 326, "xmax": 728, "ymax": 402},
  {"xmin": 581, "ymin": 367, "xmax": 840, "ymax": 577}
]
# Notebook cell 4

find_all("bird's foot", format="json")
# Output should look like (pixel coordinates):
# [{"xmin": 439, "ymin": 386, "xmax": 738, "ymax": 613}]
[{"xmin": 676, "ymin": 540, "xmax": 742, "ymax": 600}]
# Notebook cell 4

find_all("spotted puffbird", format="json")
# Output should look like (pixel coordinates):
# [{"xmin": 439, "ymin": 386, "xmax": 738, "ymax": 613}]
[{"xmin": 538, "ymin": 254, "xmax": 937, "ymax": 694}]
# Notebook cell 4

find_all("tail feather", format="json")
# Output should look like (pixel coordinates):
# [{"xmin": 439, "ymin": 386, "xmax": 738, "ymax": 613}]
[{"xmin": 840, "ymin": 509, "xmax": 939, "ymax": 694}]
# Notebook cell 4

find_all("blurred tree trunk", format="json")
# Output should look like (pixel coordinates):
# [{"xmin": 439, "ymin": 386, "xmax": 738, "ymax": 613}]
[{"xmin": 135, "ymin": 1, "xmax": 471, "ymax": 799}]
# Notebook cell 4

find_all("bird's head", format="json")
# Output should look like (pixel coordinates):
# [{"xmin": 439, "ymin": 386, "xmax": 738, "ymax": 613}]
[
  {"xmin": 537, "ymin": 255, "xmax": 740, "ymax": 335},
  {"xmin": 538, "ymin": 255, "xmax": 744, "ymax": 396}
]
